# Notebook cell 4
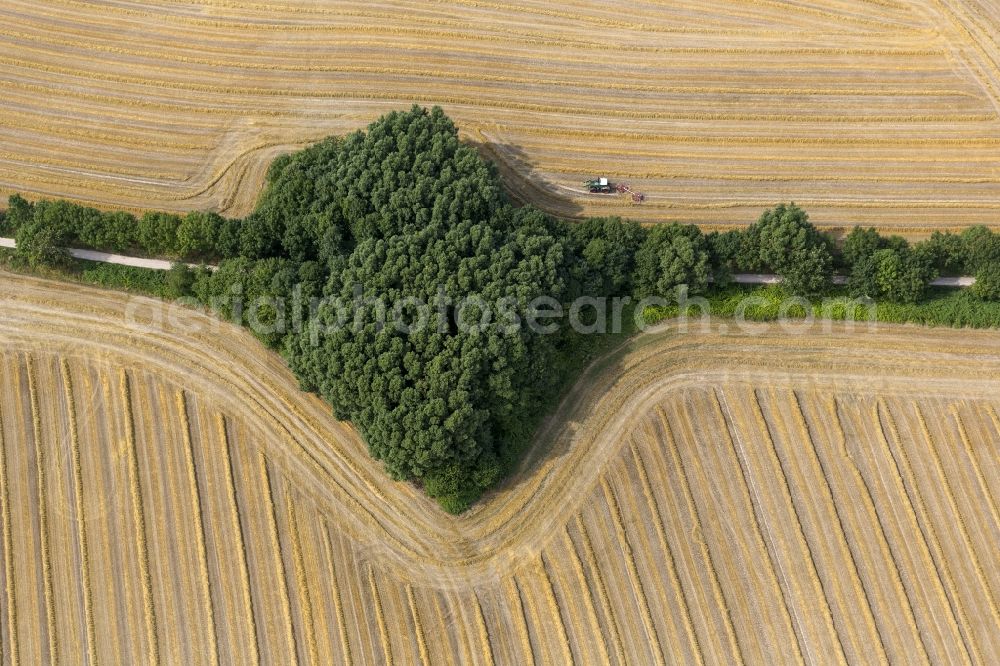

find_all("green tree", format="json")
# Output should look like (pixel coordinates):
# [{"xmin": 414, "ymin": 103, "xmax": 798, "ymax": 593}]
[
  {"xmin": 917, "ymin": 231, "xmax": 967, "ymax": 275},
  {"xmin": 633, "ymin": 223, "xmax": 712, "ymax": 298},
  {"xmin": 961, "ymin": 226, "xmax": 1000, "ymax": 270},
  {"xmin": 849, "ymin": 247, "xmax": 935, "ymax": 304},
  {"xmin": 972, "ymin": 263, "xmax": 1000, "ymax": 301},
  {"xmin": 176, "ymin": 211, "xmax": 223, "ymax": 259},
  {"xmin": 960, "ymin": 226, "xmax": 1000, "ymax": 301},
  {"xmin": 5, "ymin": 194, "xmax": 34, "ymax": 232},
  {"xmin": 569, "ymin": 216, "xmax": 646, "ymax": 296},
  {"xmin": 136, "ymin": 211, "xmax": 182, "ymax": 256},
  {"xmin": 743, "ymin": 203, "xmax": 834, "ymax": 295},
  {"xmin": 707, "ymin": 229, "xmax": 742, "ymax": 285},
  {"xmin": 841, "ymin": 226, "xmax": 882, "ymax": 267},
  {"xmin": 14, "ymin": 219, "xmax": 71, "ymax": 268},
  {"xmin": 278, "ymin": 107, "xmax": 571, "ymax": 512},
  {"xmin": 165, "ymin": 262, "xmax": 196, "ymax": 298}
]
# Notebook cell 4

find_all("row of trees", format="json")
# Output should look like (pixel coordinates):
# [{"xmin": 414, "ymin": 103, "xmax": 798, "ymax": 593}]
[
  {"xmin": 585, "ymin": 203, "xmax": 1000, "ymax": 304},
  {"xmin": 3, "ymin": 105, "xmax": 999, "ymax": 511},
  {"xmin": 2, "ymin": 194, "xmax": 276, "ymax": 266}
]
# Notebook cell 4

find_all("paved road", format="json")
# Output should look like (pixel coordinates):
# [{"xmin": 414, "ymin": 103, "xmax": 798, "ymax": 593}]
[
  {"xmin": 729, "ymin": 272, "xmax": 976, "ymax": 288},
  {"xmin": 0, "ymin": 237, "xmax": 977, "ymax": 286},
  {"xmin": 0, "ymin": 237, "xmax": 212, "ymax": 270}
]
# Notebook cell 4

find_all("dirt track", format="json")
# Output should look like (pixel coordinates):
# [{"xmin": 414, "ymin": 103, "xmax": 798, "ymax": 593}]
[
  {"xmin": 1, "ymin": 1, "xmax": 1000, "ymax": 233},
  {"xmin": 1, "ymin": 270, "xmax": 1000, "ymax": 663}
]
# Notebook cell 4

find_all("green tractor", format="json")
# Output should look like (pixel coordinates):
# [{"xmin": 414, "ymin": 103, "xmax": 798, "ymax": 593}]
[{"xmin": 583, "ymin": 177, "xmax": 613, "ymax": 193}]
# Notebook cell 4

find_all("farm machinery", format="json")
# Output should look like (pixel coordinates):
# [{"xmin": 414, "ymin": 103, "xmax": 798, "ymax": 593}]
[{"xmin": 583, "ymin": 177, "xmax": 645, "ymax": 203}]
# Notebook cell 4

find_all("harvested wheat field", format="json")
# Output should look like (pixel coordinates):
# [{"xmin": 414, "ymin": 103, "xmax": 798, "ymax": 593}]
[
  {"xmin": 1, "ymin": 270, "xmax": 999, "ymax": 664},
  {"xmin": 1, "ymin": 1, "xmax": 1000, "ymax": 233}
]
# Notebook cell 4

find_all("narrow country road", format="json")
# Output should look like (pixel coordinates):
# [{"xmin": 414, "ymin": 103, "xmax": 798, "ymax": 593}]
[
  {"xmin": 0, "ymin": 237, "xmax": 977, "ymax": 286},
  {"xmin": 0, "ymin": 237, "xmax": 213, "ymax": 271}
]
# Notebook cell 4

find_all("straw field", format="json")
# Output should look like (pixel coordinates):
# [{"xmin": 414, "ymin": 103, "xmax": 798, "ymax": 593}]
[
  {"xmin": 1, "ymin": 1, "xmax": 999, "ymax": 233},
  {"xmin": 1, "ymin": 270, "xmax": 999, "ymax": 663}
]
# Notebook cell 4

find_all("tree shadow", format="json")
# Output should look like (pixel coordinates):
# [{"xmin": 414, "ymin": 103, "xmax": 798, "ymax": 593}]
[
  {"xmin": 477, "ymin": 321, "xmax": 638, "ymax": 506},
  {"xmin": 465, "ymin": 135, "xmax": 585, "ymax": 219}
]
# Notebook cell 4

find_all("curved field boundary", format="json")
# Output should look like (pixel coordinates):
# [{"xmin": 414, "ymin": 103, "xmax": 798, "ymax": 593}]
[{"xmin": 0, "ymin": 271, "xmax": 999, "ymax": 662}]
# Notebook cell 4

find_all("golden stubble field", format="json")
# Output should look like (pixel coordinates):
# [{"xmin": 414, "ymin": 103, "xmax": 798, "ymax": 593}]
[
  {"xmin": 0, "ymin": 0, "xmax": 999, "ymax": 233},
  {"xmin": 1, "ymin": 270, "xmax": 999, "ymax": 664}
]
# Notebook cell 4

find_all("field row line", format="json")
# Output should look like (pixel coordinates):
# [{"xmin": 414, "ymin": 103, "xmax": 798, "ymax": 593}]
[
  {"xmin": 176, "ymin": 391, "xmax": 220, "ymax": 666},
  {"xmin": 913, "ymin": 404, "xmax": 1000, "ymax": 630},
  {"xmin": 949, "ymin": 406, "xmax": 1000, "ymax": 536},
  {"xmin": 655, "ymin": 406, "xmax": 746, "ymax": 663},
  {"xmin": 6, "ymin": 39, "xmax": 977, "ymax": 99},
  {"xmin": 629, "ymin": 440, "xmax": 704, "ymax": 665},
  {"xmin": 366, "ymin": 566, "xmax": 393, "ymax": 666},
  {"xmin": 537, "ymin": 555, "xmax": 574, "ymax": 664},
  {"xmin": 59, "ymin": 360, "xmax": 97, "ymax": 666},
  {"xmin": 438, "ymin": 0, "xmax": 914, "ymax": 31},
  {"xmin": 318, "ymin": 521, "xmax": 353, "ymax": 666},
  {"xmin": 713, "ymin": 391, "xmax": 810, "ymax": 664},
  {"xmin": 7, "ymin": 55, "xmax": 988, "ymax": 124},
  {"xmin": 115, "ymin": 369, "xmax": 159, "ymax": 665},
  {"xmin": 7, "ymin": 3, "xmax": 917, "ymax": 58},
  {"xmin": 791, "ymin": 392, "xmax": 890, "ymax": 663},
  {"xmin": 496, "ymin": 125, "xmax": 1000, "ymax": 145},
  {"xmin": 284, "ymin": 494, "xmax": 319, "ymax": 665},
  {"xmin": 14, "ymin": 0, "xmax": 896, "ymax": 42},
  {"xmin": 877, "ymin": 401, "xmax": 979, "ymax": 663},
  {"xmin": 754, "ymin": 389, "xmax": 848, "ymax": 665},
  {"xmin": 257, "ymin": 453, "xmax": 299, "ymax": 664},
  {"xmin": 183, "ymin": 0, "xmax": 915, "ymax": 29},
  {"xmin": 827, "ymin": 397, "xmax": 931, "ymax": 663},
  {"xmin": 0, "ymin": 358, "xmax": 18, "ymax": 666},
  {"xmin": 600, "ymin": 476, "xmax": 665, "ymax": 664},
  {"xmin": 472, "ymin": 592, "xmax": 495, "ymax": 666},
  {"xmin": 25, "ymin": 356, "xmax": 58, "ymax": 666},
  {"xmin": 213, "ymin": 414, "xmax": 260, "ymax": 665},
  {"xmin": 560, "ymin": 526, "xmax": 613, "ymax": 665},
  {"xmin": 15, "ymin": 0, "xmax": 940, "ymax": 51}
]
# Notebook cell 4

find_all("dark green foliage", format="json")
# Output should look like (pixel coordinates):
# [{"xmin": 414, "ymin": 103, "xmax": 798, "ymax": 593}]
[
  {"xmin": 248, "ymin": 137, "xmax": 343, "ymax": 262},
  {"xmin": 918, "ymin": 231, "xmax": 967, "ymax": 275},
  {"xmin": 177, "ymin": 211, "xmax": 224, "ymax": 259},
  {"xmin": 841, "ymin": 226, "xmax": 883, "ymax": 266},
  {"xmin": 961, "ymin": 226, "xmax": 1000, "ymax": 271},
  {"xmin": 136, "ymin": 211, "xmax": 182, "ymax": 257},
  {"xmin": 848, "ymin": 247, "xmax": 936, "ymax": 304},
  {"xmin": 14, "ymin": 219, "xmax": 71, "ymax": 268},
  {"xmin": 741, "ymin": 203, "xmax": 834, "ymax": 295},
  {"xmin": 3, "ymin": 194, "xmax": 241, "ymax": 262},
  {"xmin": 959, "ymin": 226, "xmax": 1000, "ymax": 301},
  {"xmin": 275, "ymin": 109, "xmax": 571, "ymax": 511},
  {"xmin": 569, "ymin": 216, "xmax": 646, "ymax": 296},
  {"xmin": 633, "ymin": 223, "xmax": 712, "ymax": 298},
  {"xmin": 971, "ymin": 263, "xmax": 1000, "ymax": 301},
  {"xmin": 165, "ymin": 262, "xmax": 197, "ymax": 298},
  {"xmin": 6, "ymin": 194, "xmax": 34, "ymax": 231},
  {"xmin": 194, "ymin": 257, "xmax": 307, "ymax": 349},
  {"xmin": 79, "ymin": 262, "xmax": 172, "ymax": 297},
  {"xmin": 707, "ymin": 229, "xmax": 742, "ymax": 285},
  {"xmin": 643, "ymin": 284, "xmax": 1000, "ymax": 330}
]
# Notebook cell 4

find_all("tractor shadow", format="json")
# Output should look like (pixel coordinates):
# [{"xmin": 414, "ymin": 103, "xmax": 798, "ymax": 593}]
[{"xmin": 465, "ymin": 136, "xmax": 585, "ymax": 219}]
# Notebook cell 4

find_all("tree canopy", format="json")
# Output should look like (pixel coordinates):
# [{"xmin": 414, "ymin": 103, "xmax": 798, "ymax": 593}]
[
  {"xmin": 741, "ymin": 203, "xmax": 834, "ymax": 295},
  {"xmin": 633, "ymin": 223, "xmax": 712, "ymax": 298},
  {"xmin": 5, "ymin": 106, "xmax": 998, "ymax": 511}
]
